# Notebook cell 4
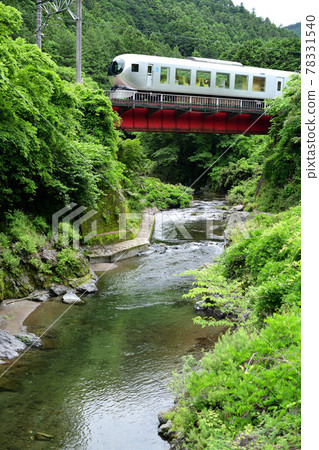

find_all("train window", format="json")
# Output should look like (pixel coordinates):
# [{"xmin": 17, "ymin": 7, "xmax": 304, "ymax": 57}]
[
  {"xmin": 277, "ymin": 81, "xmax": 282, "ymax": 91},
  {"xmin": 175, "ymin": 68, "xmax": 191, "ymax": 86},
  {"xmin": 196, "ymin": 71, "xmax": 211, "ymax": 87},
  {"xmin": 160, "ymin": 67, "xmax": 170, "ymax": 84},
  {"xmin": 235, "ymin": 74, "xmax": 248, "ymax": 90},
  {"xmin": 108, "ymin": 58, "xmax": 125, "ymax": 76},
  {"xmin": 131, "ymin": 64, "xmax": 139, "ymax": 72},
  {"xmin": 216, "ymin": 73, "xmax": 230, "ymax": 89},
  {"xmin": 252, "ymin": 76, "xmax": 266, "ymax": 92}
]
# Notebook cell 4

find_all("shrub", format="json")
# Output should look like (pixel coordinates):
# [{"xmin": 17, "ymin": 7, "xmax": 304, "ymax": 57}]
[
  {"xmin": 56, "ymin": 248, "xmax": 86, "ymax": 279},
  {"xmin": 57, "ymin": 222, "xmax": 81, "ymax": 248},
  {"xmin": 139, "ymin": 177, "xmax": 193, "ymax": 210},
  {"xmin": 1, "ymin": 249, "xmax": 21, "ymax": 274},
  {"xmin": 183, "ymin": 206, "xmax": 301, "ymax": 326},
  {"xmin": 169, "ymin": 312, "xmax": 301, "ymax": 449},
  {"xmin": 5, "ymin": 210, "xmax": 45, "ymax": 254},
  {"xmin": 0, "ymin": 232, "xmax": 10, "ymax": 249}
]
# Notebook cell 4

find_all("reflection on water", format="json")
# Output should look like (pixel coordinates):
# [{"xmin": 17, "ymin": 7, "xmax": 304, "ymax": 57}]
[{"xmin": 0, "ymin": 199, "xmax": 228, "ymax": 449}]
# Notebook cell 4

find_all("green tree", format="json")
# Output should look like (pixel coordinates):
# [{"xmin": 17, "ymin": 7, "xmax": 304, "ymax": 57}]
[
  {"xmin": 0, "ymin": 2, "xmax": 124, "ymax": 217},
  {"xmin": 256, "ymin": 74, "xmax": 301, "ymax": 211}
]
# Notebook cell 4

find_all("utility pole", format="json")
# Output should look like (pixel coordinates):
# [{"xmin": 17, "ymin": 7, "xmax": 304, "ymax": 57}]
[
  {"xmin": 35, "ymin": 1, "xmax": 81, "ymax": 82},
  {"xmin": 76, "ymin": 0, "xmax": 82, "ymax": 84},
  {"xmin": 36, "ymin": 0, "xmax": 42, "ymax": 50}
]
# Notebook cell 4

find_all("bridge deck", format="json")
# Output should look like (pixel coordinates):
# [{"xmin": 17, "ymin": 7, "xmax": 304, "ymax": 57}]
[{"xmin": 108, "ymin": 91, "xmax": 271, "ymax": 134}]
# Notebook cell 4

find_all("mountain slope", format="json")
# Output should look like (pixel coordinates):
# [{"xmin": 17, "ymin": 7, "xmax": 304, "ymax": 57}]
[{"xmin": 3, "ymin": 0, "xmax": 299, "ymax": 88}]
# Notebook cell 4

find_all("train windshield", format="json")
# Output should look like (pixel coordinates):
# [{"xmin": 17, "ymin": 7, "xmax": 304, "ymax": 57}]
[{"xmin": 108, "ymin": 58, "xmax": 125, "ymax": 76}]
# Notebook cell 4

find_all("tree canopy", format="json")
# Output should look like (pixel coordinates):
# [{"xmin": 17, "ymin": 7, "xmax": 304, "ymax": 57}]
[
  {"xmin": 3, "ymin": 0, "xmax": 300, "ymax": 88},
  {"xmin": 0, "ymin": 2, "xmax": 123, "ymax": 217}
]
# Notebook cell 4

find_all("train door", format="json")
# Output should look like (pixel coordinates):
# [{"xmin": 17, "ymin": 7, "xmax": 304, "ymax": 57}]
[
  {"xmin": 275, "ymin": 77, "xmax": 284, "ymax": 96},
  {"xmin": 147, "ymin": 64, "xmax": 153, "ymax": 87}
]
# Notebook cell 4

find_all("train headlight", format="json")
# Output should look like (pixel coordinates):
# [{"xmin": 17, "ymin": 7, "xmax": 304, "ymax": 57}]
[{"xmin": 108, "ymin": 58, "xmax": 125, "ymax": 76}]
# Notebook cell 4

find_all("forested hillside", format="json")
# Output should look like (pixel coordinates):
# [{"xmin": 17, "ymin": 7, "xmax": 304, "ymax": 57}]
[
  {"xmin": 0, "ymin": 2, "xmax": 191, "ymax": 299},
  {"xmin": 4, "ymin": 0, "xmax": 299, "ymax": 88},
  {"xmin": 285, "ymin": 22, "xmax": 301, "ymax": 37},
  {"xmin": 0, "ymin": 0, "xmax": 301, "ymax": 299}
]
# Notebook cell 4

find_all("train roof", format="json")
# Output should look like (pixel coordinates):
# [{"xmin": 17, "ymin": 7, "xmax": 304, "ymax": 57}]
[
  {"xmin": 186, "ymin": 56, "xmax": 243, "ymax": 67},
  {"xmin": 115, "ymin": 54, "xmax": 294, "ymax": 77}
]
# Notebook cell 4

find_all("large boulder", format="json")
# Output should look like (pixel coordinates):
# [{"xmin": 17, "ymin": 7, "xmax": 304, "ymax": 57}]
[
  {"xmin": 158, "ymin": 408, "xmax": 173, "ymax": 425},
  {"xmin": 158, "ymin": 420, "xmax": 174, "ymax": 440},
  {"xmin": 90, "ymin": 269, "xmax": 98, "ymax": 282},
  {"xmin": 49, "ymin": 284, "xmax": 69, "ymax": 297},
  {"xmin": 15, "ymin": 332, "xmax": 42, "ymax": 348},
  {"xmin": 41, "ymin": 249, "xmax": 58, "ymax": 265},
  {"xmin": 27, "ymin": 290, "xmax": 50, "ymax": 302},
  {"xmin": 76, "ymin": 281, "xmax": 98, "ymax": 294},
  {"xmin": 0, "ymin": 330, "xmax": 26, "ymax": 360},
  {"xmin": 230, "ymin": 204, "xmax": 245, "ymax": 212}
]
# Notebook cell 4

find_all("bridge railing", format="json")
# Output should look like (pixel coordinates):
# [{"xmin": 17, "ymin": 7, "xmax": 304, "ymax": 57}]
[{"xmin": 107, "ymin": 90, "xmax": 266, "ymax": 114}]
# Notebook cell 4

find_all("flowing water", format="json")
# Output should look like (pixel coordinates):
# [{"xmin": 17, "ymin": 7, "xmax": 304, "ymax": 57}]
[{"xmin": 0, "ymin": 198, "xmax": 228, "ymax": 449}]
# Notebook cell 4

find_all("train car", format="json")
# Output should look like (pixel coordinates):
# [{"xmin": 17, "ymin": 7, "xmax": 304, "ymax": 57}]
[{"xmin": 108, "ymin": 54, "xmax": 294, "ymax": 100}]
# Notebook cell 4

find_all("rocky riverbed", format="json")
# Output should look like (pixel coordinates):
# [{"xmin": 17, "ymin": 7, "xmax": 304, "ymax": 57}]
[
  {"xmin": 0, "ymin": 269, "xmax": 99, "ymax": 364},
  {"xmin": 0, "ymin": 209, "xmax": 157, "ymax": 365}
]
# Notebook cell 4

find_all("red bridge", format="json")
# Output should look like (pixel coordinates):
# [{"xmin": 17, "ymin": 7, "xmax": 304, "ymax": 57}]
[{"xmin": 109, "ymin": 91, "xmax": 271, "ymax": 134}]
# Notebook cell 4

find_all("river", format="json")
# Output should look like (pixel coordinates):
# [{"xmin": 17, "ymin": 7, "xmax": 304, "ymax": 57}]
[{"xmin": 0, "ymin": 198, "xmax": 228, "ymax": 449}]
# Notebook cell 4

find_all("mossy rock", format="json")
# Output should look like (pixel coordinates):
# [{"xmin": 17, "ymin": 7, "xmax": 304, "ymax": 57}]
[{"xmin": 81, "ymin": 190, "xmax": 131, "ymax": 246}]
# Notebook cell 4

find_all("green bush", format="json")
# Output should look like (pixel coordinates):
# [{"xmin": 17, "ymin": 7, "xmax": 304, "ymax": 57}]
[
  {"xmin": 174, "ymin": 206, "xmax": 301, "ymax": 447},
  {"xmin": 57, "ymin": 222, "xmax": 81, "ymax": 248},
  {"xmin": 226, "ymin": 176, "xmax": 260, "ymax": 210},
  {"xmin": 56, "ymin": 248, "xmax": 84, "ymax": 278},
  {"xmin": 139, "ymin": 177, "xmax": 193, "ymax": 210},
  {"xmin": 184, "ymin": 206, "xmax": 301, "ymax": 326},
  {"xmin": 169, "ymin": 311, "xmax": 301, "ymax": 449},
  {"xmin": 1, "ymin": 248, "xmax": 20, "ymax": 274},
  {"xmin": 0, "ymin": 232, "xmax": 10, "ymax": 249},
  {"xmin": 4, "ymin": 210, "xmax": 45, "ymax": 254}
]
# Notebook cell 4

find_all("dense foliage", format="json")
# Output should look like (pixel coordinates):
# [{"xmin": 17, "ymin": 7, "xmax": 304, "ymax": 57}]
[
  {"xmin": 0, "ymin": 2, "xmax": 193, "ymax": 299},
  {"xmin": 3, "ymin": 0, "xmax": 299, "ymax": 89},
  {"xmin": 169, "ymin": 311, "xmax": 300, "ymax": 449},
  {"xmin": 184, "ymin": 206, "xmax": 301, "ymax": 325},
  {"xmin": 285, "ymin": 22, "xmax": 301, "ymax": 38},
  {"xmin": 168, "ymin": 205, "xmax": 301, "ymax": 447},
  {"xmin": 0, "ymin": 3, "xmax": 124, "ymax": 217},
  {"xmin": 0, "ymin": 210, "xmax": 91, "ymax": 300},
  {"xmin": 140, "ymin": 177, "xmax": 193, "ymax": 209},
  {"xmin": 200, "ymin": 75, "xmax": 301, "ymax": 212}
]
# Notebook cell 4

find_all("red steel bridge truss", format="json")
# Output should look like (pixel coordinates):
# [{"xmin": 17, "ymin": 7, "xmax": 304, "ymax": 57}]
[{"xmin": 108, "ymin": 91, "xmax": 272, "ymax": 134}]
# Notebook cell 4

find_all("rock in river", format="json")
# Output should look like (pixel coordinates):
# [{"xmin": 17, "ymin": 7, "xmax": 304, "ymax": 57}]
[
  {"xmin": 76, "ymin": 281, "xmax": 98, "ymax": 294},
  {"xmin": 15, "ymin": 332, "xmax": 42, "ymax": 348},
  {"xmin": 62, "ymin": 292, "xmax": 84, "ymax": 305},
  {"xmin": 0, "ymin": 330, "xmax": 26, "ymax": 360},
  {"xmin": 158, "ymin": 420, "xmax": 174, "ymax": 440},
  {"xmin": 230, "ymin": 204, "xmax": 245, "ymax": 211}
]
